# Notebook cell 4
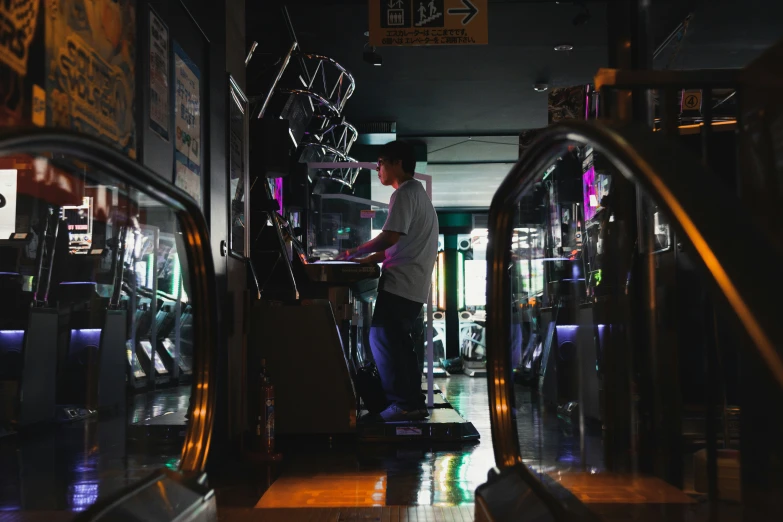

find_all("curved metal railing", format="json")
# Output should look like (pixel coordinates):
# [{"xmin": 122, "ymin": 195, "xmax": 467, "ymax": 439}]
[
  {"xmin": 299, "ymin": 142, "xmax": 362, "ymax": 189},
  {"xmin": 0, "ymin": 129, "xmax": 218, "ymax": 473},
  {"xmin": 485, "ymin": 120, "xmax": 783, "ymax": 472}
]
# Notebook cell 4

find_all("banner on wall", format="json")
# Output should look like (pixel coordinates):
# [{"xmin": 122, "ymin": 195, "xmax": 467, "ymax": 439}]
[
  {"xmin": 149, "ymin": 8, "xmax": 170, "ymax": 141},
  {"xmin": 0, "ymin": 0, "xmax": 42, "ymax": 127},
  {"xmin": 45, "ymin": 0, "xmax": 137, "ymax": 158},
  {"xmin": 173, "ymin": 41, "xmax": 201, "ymax": 206}
]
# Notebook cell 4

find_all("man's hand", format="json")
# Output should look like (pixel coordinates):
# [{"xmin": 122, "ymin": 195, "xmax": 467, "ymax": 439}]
[
  {"xmin": 357, "ymin": 251, "xmax": 386, "ymax": 265},
  {"xmin": 335, "ymin": 248, "xmax": 356, "ymax": 261},
  {"xmin": 335, "ymin": 231, "xmax": 401, "ymax": 261}
]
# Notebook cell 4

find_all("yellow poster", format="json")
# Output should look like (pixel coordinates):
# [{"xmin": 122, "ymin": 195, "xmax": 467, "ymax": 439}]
[{"xmin": 46, "ymin": 0, "xmax": 136, "ymax": 158}]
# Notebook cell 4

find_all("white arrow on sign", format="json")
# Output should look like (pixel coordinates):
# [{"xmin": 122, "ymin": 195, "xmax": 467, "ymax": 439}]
[{"xmin": 447, "ymin": 0, "xmax": 478, "ymax": 25}]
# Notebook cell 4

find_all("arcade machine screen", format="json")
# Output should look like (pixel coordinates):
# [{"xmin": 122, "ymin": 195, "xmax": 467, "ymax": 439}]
[
  {"xmin": 127, "ymin": 345, "xmax": 146, "ymax": 379},
  {"xmin": 514, "ymin": 227, "xmax": 545, "ymax": 298},
  {"xmin": 61, "ymin": 197, "xmax": 93, "ymax": 254},
  {"xmin": 157, "ymin": 233, "xmax": 184, "ymax": 299},
  {"xmin": 581, "ymin": 151, "xmax": 613, "ymax": 294},
  {"xmin": 267, "ymin": 178, "xmax": 283, "ymax": 215},
  {"xmin": 464, "ymin": 230, "xmax": 488, "ymax": 308},
  {"xmin": 140, "ymin": 340, "xmax": 168, "ymax": 374},
  {"xmin": 582, "ymin": 153, "xmax": 611, "ymax": 223},
  {"xmin": 548, "ymin": 180, "xmax": 561, "ymax": 252},
  {"xmin": 0, "ymin": 169, "xmax": 17, "ymax": 239},
  {"xmin": 129, "ymin": 232, "xmax": 155, "ymax": 290}
]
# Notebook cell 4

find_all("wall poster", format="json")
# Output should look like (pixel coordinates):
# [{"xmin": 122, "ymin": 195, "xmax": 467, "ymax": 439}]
[
  {"xmin": 173, "ymin": 41, "xmax": 201, "ymax": 206},
  {"xmin": 149, "ymin": 8, "xmax": 169, "ymax": 141},
  {"xmin": 45, "ymin": 0, "xmax": 137, "ymax": 158},
  {"xmin": 0, "ymin": 0, "xmax": 42, "ymax": 127}
]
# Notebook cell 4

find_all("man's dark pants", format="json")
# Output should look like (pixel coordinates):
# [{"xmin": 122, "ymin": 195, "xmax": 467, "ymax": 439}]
[{"xmin": 370, "ymin": 285, "xmax": 426, "ymax": 411}]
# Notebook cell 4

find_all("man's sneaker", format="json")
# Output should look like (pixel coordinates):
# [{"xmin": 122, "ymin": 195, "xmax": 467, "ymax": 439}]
[{"xmin": 379, "ymin": 403, "xmax": 427, "ymax": 422}]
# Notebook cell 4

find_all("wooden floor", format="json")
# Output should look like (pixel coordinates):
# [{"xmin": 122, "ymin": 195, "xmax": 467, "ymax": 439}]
[{"xmin": 220, "ymin": 506, "xmax": 475, "ymax": 521}]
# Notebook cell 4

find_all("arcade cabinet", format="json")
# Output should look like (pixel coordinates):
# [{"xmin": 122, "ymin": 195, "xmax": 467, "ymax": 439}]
[{"xmin": 247, "ymin": 171, "xmax": 479, "ymax": 443}]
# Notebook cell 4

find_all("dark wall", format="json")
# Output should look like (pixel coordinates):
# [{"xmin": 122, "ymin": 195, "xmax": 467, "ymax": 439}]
[{"xmin": 138, "ymin": 0, "xmax": 234, "ymax": 449}]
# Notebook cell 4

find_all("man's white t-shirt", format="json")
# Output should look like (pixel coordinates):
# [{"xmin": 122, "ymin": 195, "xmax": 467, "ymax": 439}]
[{"xmin": 381, "ymin": 179, "xmax": 439, "ymax": 304}]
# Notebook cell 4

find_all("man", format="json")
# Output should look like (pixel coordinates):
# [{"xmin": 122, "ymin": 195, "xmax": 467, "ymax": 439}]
[{"xmin": 337, "ymin": 141, "xmax": 438, "ymax": 422}]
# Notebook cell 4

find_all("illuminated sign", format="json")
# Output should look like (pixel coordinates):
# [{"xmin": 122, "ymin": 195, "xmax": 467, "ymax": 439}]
[{"xmin": 369, "ymin": 0, "xmax": 488, "ymax": 47}]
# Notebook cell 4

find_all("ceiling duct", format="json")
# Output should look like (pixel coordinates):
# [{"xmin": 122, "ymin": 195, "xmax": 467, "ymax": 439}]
[{"xmin": 356, "ymin": 122, "xmax": 397, "ymax": 145}]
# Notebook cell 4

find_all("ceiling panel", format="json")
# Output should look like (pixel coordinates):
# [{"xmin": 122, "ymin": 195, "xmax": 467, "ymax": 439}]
[
  {"xmin": 370, "ymin": 163, "xmax": 514, "ymax": 209},
  {"xmin": 421, "ymin": 135, "xmax": 520, "ymax": 163}
]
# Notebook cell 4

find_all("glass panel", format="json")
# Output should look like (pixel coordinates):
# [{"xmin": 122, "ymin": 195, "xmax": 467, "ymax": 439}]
[
  {"xmin": 308, "ymin": 193, "xmax": 389, "ymax": 260},
  {"xmin": 504, "ymin": 145, "xmax": 754, "ymax": 519},
  {"xmin": 229, "ymin": 77, "xmax": 248, "ymax": 257},
  {"xmin": 459, "ymin": 231, "xmax": 486, "ymax": 364},
  {"xmin": 429, "ymin": 236, "xmax": 446, "ymax": 365},
  {"xmin": 0, "ymin": 153, "xmax": 197, "ymax": 515}
]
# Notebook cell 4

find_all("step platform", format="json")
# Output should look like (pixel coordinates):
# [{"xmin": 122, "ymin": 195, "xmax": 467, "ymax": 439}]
[
  {"xmin": 422, "ymin": 366, "xmax": 451, "ymax": 378},
  {"xmin": 358, "ymin": 407, "xmax": 480, "ymax": 442},
  {"xmin": 464, "ymin": 360, "xmax": 487, "ymax": 378},
  {"xmin": 359, "ymin": 384, "xmax": 479, "ymax": 442},
  {"xmin": 127, "ymin": 409, "xmax": 188, "ymax": 450}
]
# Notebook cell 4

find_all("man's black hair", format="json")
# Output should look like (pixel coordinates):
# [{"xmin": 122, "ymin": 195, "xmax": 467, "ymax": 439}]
[{"xmin": 379, "ymin": 140, "xmax": 416, "ymax": 174}]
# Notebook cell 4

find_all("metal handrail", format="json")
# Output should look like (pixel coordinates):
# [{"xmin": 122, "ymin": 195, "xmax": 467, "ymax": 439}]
[
  {"xmin": 0, "ymin": 129, "xmax": 218, "ymax": 473},
  {"xmin": 486, "ymin": 120, "xmax": 783, "ymax": 469}
]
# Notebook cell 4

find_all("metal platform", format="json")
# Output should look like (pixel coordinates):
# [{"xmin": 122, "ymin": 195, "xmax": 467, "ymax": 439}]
[
  {"xmin": 127, "ymin": 408, "xmax": 188, "ymax": 450},
  {"xmin": 423, "ymin": 366, "xmax": 451, "ymax": 378},
  {"xmin": 464, "ymin": 360, "xmax": 487, "ymax": 378},
  {"xmin": 357, "ymin": 407, "xmax": 480, "ymax": 442}
]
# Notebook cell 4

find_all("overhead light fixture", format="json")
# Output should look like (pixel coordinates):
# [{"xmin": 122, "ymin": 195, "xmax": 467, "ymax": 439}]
[
  {"xmin": 363, "ymin": 44, "xmax": 382, "ymax": 66},
  {"xmin": 533, "ymin": 83, "xmax": 549, "ymax": 92},
  {"xmin": 554, "ymin": 44, "xmax": 574, "ymax": 52}
]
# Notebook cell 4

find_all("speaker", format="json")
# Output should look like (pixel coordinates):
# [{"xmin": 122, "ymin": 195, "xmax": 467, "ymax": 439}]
[
  {"xmin": 249, "ymin": 118, "xmax": 293, "ymax": 178},
  {"xmin": 458, "ymin": 238, "xmax": 471, "ymax": 251}
]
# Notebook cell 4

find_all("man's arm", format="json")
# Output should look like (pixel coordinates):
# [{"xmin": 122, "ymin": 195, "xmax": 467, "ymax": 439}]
[
  {"xmin": 337, "ymin": 230, "xmax": 401, "ymax": 260},
  {"xmin": 357, "ymin": 251, "xmax": 386, "ymax": 264}
]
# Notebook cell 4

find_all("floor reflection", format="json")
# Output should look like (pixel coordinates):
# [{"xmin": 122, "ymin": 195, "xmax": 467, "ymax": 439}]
[
  {"xmin": 0, "ymin": 386, "xmax": 190, "ymax": 517},
  {"xmin": 513, "ymin": 385, "xmax": 604, "ymax": 477},
  {"xmin": 249, "ymin": 374, "xmax": 495, "ymax": 509}
]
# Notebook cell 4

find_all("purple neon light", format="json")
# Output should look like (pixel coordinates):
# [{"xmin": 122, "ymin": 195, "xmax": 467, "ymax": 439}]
[
  {"xmin": 0, "ymin": 330, "xmax": 24, "ymax": 354},
  {"xmin": 0, "ymin": 272, "xmax": 19, "ymax": 276},
  {"xmin": 60, "ymin": 282, "xmax": 96, "ymax": 285},
  {"xmin": 70, "ymin": 329, "xmax": 102, "ymax": 354},
  {"xmin": 274, "ymin": 178, "xmax": 284, "ymax": 215}
]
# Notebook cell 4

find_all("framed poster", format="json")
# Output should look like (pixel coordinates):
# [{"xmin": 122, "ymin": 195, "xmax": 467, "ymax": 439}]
[
  {"xmin": 228, "ymin": 76, "xmax": 249, "ymax": 258},
  {"xmin": 0, "ymin": 1, "xmax": 41, "ymax": 127},
  {"xmin": 149, "ymin": 8, "xmax": 169, "ymax": 141},
  {"xmin": 173, "ymin": 41, "xmax": 202, "ymax": 206},
  {"xmin": 45, "ymin": 0, "xmax": 137, "ymax": 158}
]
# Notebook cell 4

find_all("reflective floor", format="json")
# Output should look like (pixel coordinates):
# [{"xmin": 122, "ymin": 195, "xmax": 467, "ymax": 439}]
[
  {"xmin": 1, "ymin": 376, "xmax": 741, "ymax": 521},
  {"xmin": 222, "ymin": 375, "xmax": 496, "ymax": 511},
  {"xmin": 0, "ymin": 386, "xmax": 189, "ymax": 520}
]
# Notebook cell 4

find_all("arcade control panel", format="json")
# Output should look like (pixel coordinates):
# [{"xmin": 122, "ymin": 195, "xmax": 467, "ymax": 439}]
[{"xmin": 302, "ymin": 261, "xmax": 380, "ymax": 284}]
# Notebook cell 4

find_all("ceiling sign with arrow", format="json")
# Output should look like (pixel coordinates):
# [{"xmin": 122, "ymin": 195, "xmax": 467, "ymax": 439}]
[{"xmin": 369, "ymin": 0, "xmax": 488, "ymax": 47}]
